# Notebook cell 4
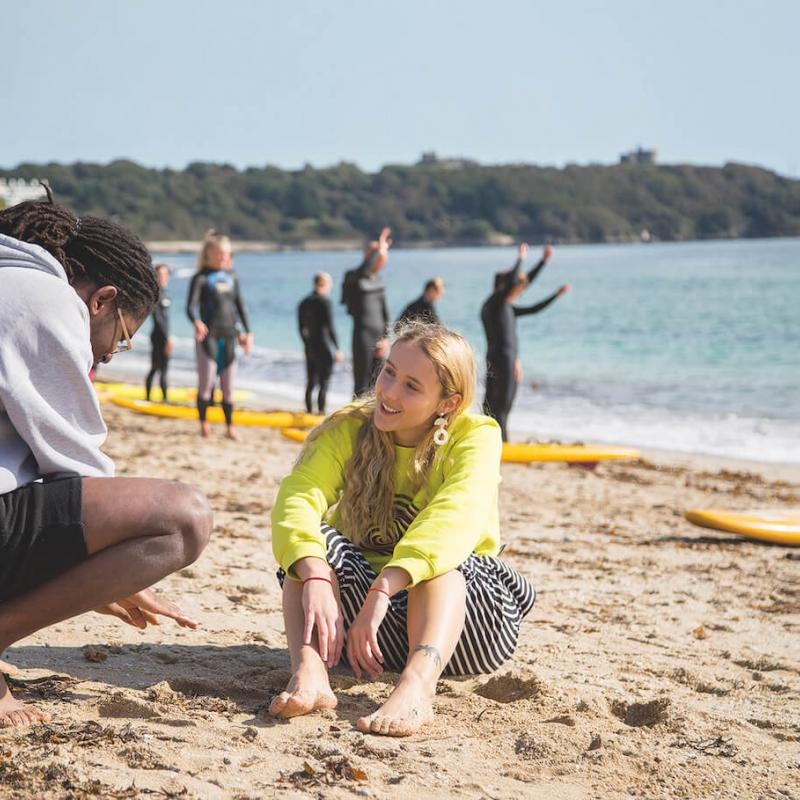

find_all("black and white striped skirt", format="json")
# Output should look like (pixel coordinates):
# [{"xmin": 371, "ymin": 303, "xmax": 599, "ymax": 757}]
[{"xmin": 277, "ymin": 524, "xmax": 535, "ymax": 676}]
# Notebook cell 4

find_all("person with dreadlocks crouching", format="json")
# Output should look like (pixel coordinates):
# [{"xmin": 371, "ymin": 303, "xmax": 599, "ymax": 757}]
[{"xmin": 0, "ymin": 195, "xmax": 213, "ymax": 727}]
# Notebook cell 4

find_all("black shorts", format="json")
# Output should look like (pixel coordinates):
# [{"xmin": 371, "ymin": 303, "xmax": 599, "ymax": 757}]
[{"xmin": 0, "ymin": 475, "xmax": 87, "ymax": 603}]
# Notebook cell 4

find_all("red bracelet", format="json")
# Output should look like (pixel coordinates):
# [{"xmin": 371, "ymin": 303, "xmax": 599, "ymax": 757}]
[
  {"xmin": 303, "ymin": 576, "xmax": 333, "ymax": 586},
  {"xmin": 369, "ymin": 587, "xmax": 391, "ymax": 598}
]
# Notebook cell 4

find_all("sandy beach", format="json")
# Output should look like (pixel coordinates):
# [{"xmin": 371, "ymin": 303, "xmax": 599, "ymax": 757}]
[{"xmin": 2, "ymin": 400, "xmax": 798, "ymax": 800}]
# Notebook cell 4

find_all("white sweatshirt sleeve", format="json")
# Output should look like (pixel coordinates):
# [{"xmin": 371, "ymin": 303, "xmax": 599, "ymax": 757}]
[{"xmin": 0, "ymin": 269, "xmax": 113, "ymax": 491}]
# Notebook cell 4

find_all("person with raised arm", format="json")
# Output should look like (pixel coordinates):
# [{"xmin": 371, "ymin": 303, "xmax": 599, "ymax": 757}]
[{"xmin": 481, "ymin": 243, "xmax": 570, "ymax": 441}]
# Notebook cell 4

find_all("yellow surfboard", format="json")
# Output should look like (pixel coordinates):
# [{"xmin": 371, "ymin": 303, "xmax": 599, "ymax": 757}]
[
  {"xmin": 280, "ymin": 428, "xmax": 639, "ymax": 464},
  {"xmin": 685, "ymin": 508, "xmax": 800, "ymax": 546},
  {"xmin": 281, "ymin": 427, "xmax": 312, "ymax": 443},
  {"xmin": 501, "ymin": 442, "xmax": 640, "ymax": 464},
  {"xmin": 109, "ymin": 396, "xmax": 322, "ymax": 429},
  {"xmin": 95, "ymin": 382, "xmax": 252, "ymax": 404}
]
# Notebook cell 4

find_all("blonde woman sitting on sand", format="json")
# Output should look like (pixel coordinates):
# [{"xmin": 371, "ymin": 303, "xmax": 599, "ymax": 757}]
[{"xmin": 269, "ymin": 322, "xmax": 535, "ymax": 737}]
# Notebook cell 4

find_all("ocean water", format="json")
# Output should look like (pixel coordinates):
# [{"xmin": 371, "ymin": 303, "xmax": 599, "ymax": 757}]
[{"xmin": 105, "ymin": 238, "xmax": 800, "ymax": 463}]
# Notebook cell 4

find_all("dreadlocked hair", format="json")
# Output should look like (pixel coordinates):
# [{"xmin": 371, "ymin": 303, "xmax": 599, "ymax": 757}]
[
  {"xmin": 0, "ymin": 197, "xmax": 157, "ymax": 316},
  {"xmin": 298, "ymin": 322, "xmax": 476, "ymax": 548}
]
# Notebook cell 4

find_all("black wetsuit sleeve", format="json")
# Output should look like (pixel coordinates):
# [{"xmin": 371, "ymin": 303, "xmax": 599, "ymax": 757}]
[
  {"xmin": 512, "ymin": 288, "xmax": 562, "ymax": 318},
  {"xmin": 233, "ymin": 276, "xmax": 251, "ymax": 333},
  {"xmin": 298, "ymin": 299, "xmax": 309, "ymax": 344},
  {"xmin": 525, "ymin": 256, "xmax": 548, "ymax": 285},
  {"xmin": 381, "ymin": 293, "xmax": 390, "ymax": 337},
  {"xmin": 186, "ymin": 273, "xmax": 203, "ymax": 324},
  {"xmin": 152, "ymin": 295, "xmax": 169, "ymax": 338},
  {"xmin": 323, "ymin": 298, "xmax": 339, "ymax": 349}
]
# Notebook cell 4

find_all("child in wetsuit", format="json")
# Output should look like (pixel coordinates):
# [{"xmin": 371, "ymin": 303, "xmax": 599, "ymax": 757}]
[{"xmin": 186, "ymin": 231, "xmax": 254, "ymax": 440}]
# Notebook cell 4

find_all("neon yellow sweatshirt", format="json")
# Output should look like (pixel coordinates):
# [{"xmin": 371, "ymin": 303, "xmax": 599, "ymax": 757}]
[{"xmin": 271, "ymin": 413, "xmax": 503, "ymax": 586}]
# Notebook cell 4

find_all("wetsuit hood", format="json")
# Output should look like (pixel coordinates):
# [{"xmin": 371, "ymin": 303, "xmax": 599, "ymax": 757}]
[{"xmin": 0, "ymin": 232, "xmax": 70, "ymax": 283}]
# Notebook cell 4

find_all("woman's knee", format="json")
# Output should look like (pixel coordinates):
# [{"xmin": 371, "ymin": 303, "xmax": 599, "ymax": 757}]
[{"xmin": 409, "ymin": 569, "xmax": 465, "ymax": 597}]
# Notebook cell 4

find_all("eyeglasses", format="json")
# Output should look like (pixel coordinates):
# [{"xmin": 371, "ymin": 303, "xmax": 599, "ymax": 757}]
[{"xmin": 109, "ymin": 306, "xmax": 133, "ymax": 355}]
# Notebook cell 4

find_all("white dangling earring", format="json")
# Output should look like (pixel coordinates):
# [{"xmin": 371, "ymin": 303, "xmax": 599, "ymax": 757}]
[{"xmin": 433, "ymin": 415, "xmax": 449, "ymax": 446}]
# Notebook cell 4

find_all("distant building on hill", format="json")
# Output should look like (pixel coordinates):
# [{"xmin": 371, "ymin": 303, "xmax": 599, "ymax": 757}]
[
  {"xmin": 620, "ymin": 147, "xmax": 657, "ymax": 165},
  {"xmin": 0, "ymin": 178, "xmax": 48, "ymax": 207},
  {"xmin": 418, "ymin": 151, "xmax": 476, "ymax": 170}
]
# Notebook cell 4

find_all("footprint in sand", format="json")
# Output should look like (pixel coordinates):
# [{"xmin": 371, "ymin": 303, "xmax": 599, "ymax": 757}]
[
  {"xmin": 98, "ymin": 691, "xmax": 160, "ymax": 719},
  {"xmin": 609, "ymin": 697, "xmax": 670, "ymax": 727},
  {"xmin": 474, "ymin": 671, "xmax": 544, "ymax": 703}
]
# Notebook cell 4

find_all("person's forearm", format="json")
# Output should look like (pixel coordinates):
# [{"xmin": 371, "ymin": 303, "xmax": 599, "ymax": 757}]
[
  {"xmin": 291, "ymin": 556, "xmax": 331, "ymax": 581},
  {"xmin": 513, "ymin": 288, "xmax": 561, "ymax": 317},
  {"xmin": 526, "ymin": 257, "xmax": 547, "ymax": 285},
  {"xmin": 370, "ymin": 567, "xmax": 411, "ymax": 597}
]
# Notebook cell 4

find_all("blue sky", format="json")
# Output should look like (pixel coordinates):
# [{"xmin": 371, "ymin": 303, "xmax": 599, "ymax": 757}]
[{"xmin": 2, "ymin": 0, "xmax": 797, "ymax": 176}]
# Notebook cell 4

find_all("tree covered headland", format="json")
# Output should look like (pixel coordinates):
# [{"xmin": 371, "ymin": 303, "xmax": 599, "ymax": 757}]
[{"xmin": 2, "ymin": 158, "xmax": 799, "ymax": 245}]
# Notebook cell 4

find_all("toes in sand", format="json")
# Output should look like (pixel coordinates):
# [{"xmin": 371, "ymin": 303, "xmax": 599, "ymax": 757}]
[
  {"xmin": 0, "ymin": 675, "xmax": 49, "ymax": 728},
  {"xmin": 269, "ymin": 687, "xmax": 337, "ymax": 718},
  {"xmin": 356, "ymin": 694, "xmax": 434, "ymax": 737}
]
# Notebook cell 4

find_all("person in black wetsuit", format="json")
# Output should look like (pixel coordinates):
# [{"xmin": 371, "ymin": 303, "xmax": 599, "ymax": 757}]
[
  {"xmin": 341, "ymin": 226, "xmax": 392, "ymax": 397},
  {"xmin": 396, "ymin": 277, "xmax": 445, "ymax": 328},
  {"xmin": 145, "ymin": 264, "xmax": 173, "ymax": 402},
  {"xmin": 298, "ymin": 271, "xmax": 343, "ymax": 414},
  {"xmin": 186, "ymin": 230, "xmax": 254, "ymax": 440},
  {"xmin": 480, "ymin": 243, "xmax": 570, "ymax": 442}
]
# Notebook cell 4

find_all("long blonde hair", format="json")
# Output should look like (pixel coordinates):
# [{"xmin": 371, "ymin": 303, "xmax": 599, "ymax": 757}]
[
  {"xmin": 301, "ymin": 323, "xmax": 476, "ymax": 546},
  {"xmin": 196, "ymin": 229, "xmax": 231, "ymax": 271}
]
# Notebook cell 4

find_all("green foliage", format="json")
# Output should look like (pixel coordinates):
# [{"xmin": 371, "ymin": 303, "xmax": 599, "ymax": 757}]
[{"xmin": 2, "ymin": 160, "xmax": 798, "ymax": 244}]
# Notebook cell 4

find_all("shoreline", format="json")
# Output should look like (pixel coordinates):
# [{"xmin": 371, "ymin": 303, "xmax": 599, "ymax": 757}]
[
  {"xmin": 94, "ymin": 364, "xmax": 800, "ymax": 474},
  {"xmin": 145, "ymin": 234, "xmax": 800, "ymax": 255}
]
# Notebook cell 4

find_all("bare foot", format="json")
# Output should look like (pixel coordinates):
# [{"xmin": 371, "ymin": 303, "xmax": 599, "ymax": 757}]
[
  {"xmin": 0, "ymin": 673, "xmax": 49, "ymax": 728},
  {"xmin": 356, "ymin": 674, "xmax": 434, "ymax": 736},
  {"xmin": 269, "ymin": 664, "xmax": 336, "ymax": 719},
  {"xmin": 225, "ymin": 426, "xmax": 240, "ymax": 441},
  {"xmin": 200, "ymin": 421, "xmax": 212, "ymax": 438}
]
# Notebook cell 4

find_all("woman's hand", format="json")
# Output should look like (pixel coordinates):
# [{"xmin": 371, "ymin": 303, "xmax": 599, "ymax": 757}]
[
  {"xmin": 238, "ymin": 331, "xmax": 254, "ymax": 355},
  {"xmin": 378, "ymin": 226, "xmax": 392, "ymax": 252},
  {"xmin": 302, "ymin": 579, "xmax": 344, "ymax": 668},
  {"xmin": 193, "ymin": 320, "xmax": 209, "ymax": 342},
  {"xmin": 347, "ymin": 591, "xmax": 390, "ymax": 679}
]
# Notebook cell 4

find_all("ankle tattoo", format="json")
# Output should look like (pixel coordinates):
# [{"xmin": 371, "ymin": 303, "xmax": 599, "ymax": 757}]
[{"xmin": 414, "ymin": 644, "xmax": 442, "ymax": 670}]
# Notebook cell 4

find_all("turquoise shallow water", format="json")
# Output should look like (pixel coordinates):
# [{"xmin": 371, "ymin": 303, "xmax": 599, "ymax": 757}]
[{"xmin": 109, "ymin": 238, "xmax": 800, "ymax": 462}]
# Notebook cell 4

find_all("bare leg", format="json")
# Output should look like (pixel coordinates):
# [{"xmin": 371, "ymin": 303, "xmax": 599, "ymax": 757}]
[
  {"xmin": 0, "ymin": 478, "xmax": 212, "ymax": 726},
  {"xmin": 357, "ymin": 570, "xmax": 466, "ymax": 737},
  {"xmin": 269, "ymin": 576, "xmax": 338, "ymax": 719},
  {"xmin": 196, "ymin": 341, "xmax": 216, "ymax": 438}
]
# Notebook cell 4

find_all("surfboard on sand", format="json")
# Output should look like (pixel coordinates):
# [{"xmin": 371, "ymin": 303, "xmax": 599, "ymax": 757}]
[
  {"xmin": 685, "ymin": 508, "xmax": 800, "ymax": 546},
  {"xmin": 94, "ymin": 381, "xmax": 252, "ymax": 404},
  {"xmin": 280, "ymin": 428, "xmax": 640, "ymax": 464},
  {"xmin": 108, "ymin": 395, "xmax": 322, "ymax": 429}
]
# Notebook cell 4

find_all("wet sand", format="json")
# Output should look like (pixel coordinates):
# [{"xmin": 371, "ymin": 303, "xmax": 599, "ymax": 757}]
[{"xmin": 2, "ymin": 402, "xmax": 798, "ymax": 799}]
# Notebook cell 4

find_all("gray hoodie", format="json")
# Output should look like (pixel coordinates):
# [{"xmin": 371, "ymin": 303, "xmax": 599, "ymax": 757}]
[{"xmin": 0, "ymin": 233, "xmax": 113, "ymax": 494}]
